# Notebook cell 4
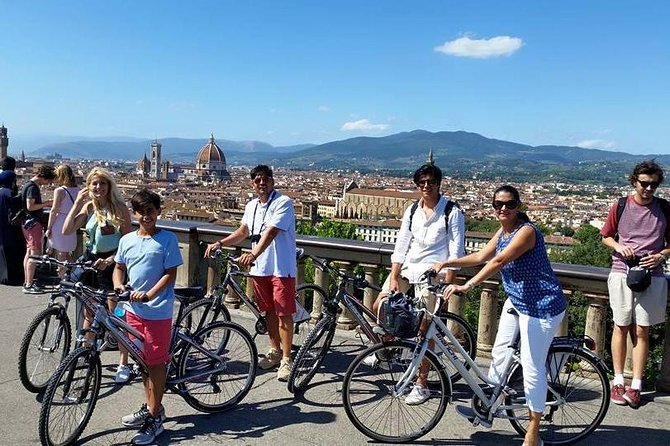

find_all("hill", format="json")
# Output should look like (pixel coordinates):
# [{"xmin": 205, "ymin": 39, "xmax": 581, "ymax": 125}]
[{"xmin": 24, "ymin": 129, "xmax": 670, "ymax": 184}]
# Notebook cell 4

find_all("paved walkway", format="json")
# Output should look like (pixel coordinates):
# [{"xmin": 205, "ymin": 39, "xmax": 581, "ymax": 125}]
[{"xmin": 1, "ymin": 283, "xmax": 669, "ymax": 445}]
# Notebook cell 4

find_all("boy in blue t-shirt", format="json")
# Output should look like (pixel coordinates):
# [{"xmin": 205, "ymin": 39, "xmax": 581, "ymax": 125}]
[{"xmin": 113, "ymin": 189, "xmax": 182, "ymax": 445}]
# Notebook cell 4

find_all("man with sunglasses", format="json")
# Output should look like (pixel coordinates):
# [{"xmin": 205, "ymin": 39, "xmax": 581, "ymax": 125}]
[
  {"xmin": 204, "ymin": 164, "xmax": 297, "ymax": 381},
  {"xmin": 601, "ymin": 160, "xmax": 670, "ymax": 408},
  {"xmin": 369, "ymin": 163, "xmax": 465, "ymax": 404}
]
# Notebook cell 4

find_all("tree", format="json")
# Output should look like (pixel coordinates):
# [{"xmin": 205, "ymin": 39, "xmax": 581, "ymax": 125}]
[
  {"xmin": 296, "ymin": 218, "xmax": 361, "ymax": 240},
  {"xmin": 549, "ymin": 224, "xmax": 611, "ymax": 268}
]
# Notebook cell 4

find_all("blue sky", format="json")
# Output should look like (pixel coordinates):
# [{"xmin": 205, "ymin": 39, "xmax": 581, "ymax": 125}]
[{"xmin": 1, "ymin": 1, "xmax": 669, "ymax": 154}]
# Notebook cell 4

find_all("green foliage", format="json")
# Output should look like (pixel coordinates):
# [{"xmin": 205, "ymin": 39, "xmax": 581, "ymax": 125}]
[
  {"xmin": 549, "ymin": 224, "xmax": 612, "ymax": 268},
  {"xmin": 465, "ymin": 217, "xmax": 499, "ymax": 233},
  {"xmin": 535, "ymin": 223, "xmax": 552, "ymax": 236},
  {"xmin": 297, "ymin": 218, "xmax": 361, "ymax": 240}
]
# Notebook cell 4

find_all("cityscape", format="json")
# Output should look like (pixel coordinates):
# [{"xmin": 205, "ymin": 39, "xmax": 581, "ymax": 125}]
[{"xmin": 0, "ymin": 123, "xmax": 636, "ymax": 254}]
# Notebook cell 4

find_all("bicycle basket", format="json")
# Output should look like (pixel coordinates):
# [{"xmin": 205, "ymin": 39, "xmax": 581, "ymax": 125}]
[{"xmin": 381, "ymin": 292, "xmax": 422, "ymax": 338}]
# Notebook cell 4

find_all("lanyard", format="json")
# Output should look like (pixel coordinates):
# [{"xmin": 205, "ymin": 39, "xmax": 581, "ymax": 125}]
[{"xmin": 251, "ymin": 190, "xmax": 277, "ymax": 237}]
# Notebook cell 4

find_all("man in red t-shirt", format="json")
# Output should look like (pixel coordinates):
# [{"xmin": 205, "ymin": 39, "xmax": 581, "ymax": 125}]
[{"xmin": 601, "ymin": 160, "xmax": 670, "ymax": 408}]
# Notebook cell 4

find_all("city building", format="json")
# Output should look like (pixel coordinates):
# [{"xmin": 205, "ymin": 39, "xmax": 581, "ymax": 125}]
[{"xmin": 194, "ymin": 134, "xmax": 232, "ymax": 182}]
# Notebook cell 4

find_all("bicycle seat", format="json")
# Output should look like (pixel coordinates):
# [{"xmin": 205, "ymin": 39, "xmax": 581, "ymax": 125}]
[{"xmin": 175, "ymin": 286, "xmax": 205, "ymax": 304}]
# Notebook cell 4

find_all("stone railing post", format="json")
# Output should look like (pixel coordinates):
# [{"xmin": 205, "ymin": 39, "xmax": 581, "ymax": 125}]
[
  {"xmin": 655, "ymin": 304, "xmax": 670, "ymax": 392},
  {"xmin": 361, "ymin": 264, "xmax": 380, "ymax": 323},
  {"xmin": 477, "ymin": 282, "xmax": 499, "ymax": 359},
  {"xmin": 583, "ymin": 294, "xmax": 608, "ymax": 359},
  {"xmin": 312, "ymin": 265, "xmax": 328, "ymax": 319},
  {"xmin": 335, "ymin": 261, "xmax": 357, "ymax": 330},
  {"xmin": 206, "ymin": 257, "xmax": 220, "ymax": 294}
]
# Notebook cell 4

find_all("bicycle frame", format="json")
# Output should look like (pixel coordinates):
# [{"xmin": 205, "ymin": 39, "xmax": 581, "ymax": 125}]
[
  {"xmin": 85, "ymin": 296, "xmax": 229, "ymax": 389},
  {"xmin": 395, "ymin": 298, "xmax": 523, "ymax": 416}
]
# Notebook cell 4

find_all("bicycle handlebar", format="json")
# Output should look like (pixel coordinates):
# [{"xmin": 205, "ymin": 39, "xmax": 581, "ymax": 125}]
[{"xmin": 29, "ymin": 254, "xmax": 94, "ymax": 269}]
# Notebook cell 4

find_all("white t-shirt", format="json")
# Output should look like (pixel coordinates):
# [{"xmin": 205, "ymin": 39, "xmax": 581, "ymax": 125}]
[{"xmin": 241, "ymin": 190, "xmax": 297, "ymax": 278}]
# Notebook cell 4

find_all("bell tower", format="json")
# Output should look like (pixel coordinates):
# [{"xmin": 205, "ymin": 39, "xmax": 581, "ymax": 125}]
[
  {"xmin": 150, "ymin": 139, "xmax": 162, "ymax": 179},
  {"xmin": 0, "ymin": 124, "xmax": 8, "ymax": 159}
]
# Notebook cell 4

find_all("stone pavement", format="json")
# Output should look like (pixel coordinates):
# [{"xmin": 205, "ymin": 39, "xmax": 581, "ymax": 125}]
[{"xmin": 1, "ymin": 283, "xmax": 669, "ymax": 445}]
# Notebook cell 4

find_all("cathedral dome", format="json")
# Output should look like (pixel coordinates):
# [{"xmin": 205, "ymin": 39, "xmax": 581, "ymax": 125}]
[{"xmin": 196, "ymin": 134, "xmax": 226, "ymax": 165}]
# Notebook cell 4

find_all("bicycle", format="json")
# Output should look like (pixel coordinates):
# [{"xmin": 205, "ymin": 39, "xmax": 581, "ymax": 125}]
[
  {"xmin": 181, "ymin": 246, "xmax": 316, "ymax": 347},
  {"xmin": 17, "ymin": 255, "xmax": 208, "ymax": 394},
  {"xmin": 287, "ymin": 254, "xmax": 476, "ymax": 394},
  {"xmin": 342, "ymin": 285, "xmax": 610, "ymax": 445},
  {"xmin": 38, "ymin": 282, "xmax": 257, "ymax": 446},
  {"xmin": 17, "ymin": 255, "xmax": 96, "ymax": 393}
]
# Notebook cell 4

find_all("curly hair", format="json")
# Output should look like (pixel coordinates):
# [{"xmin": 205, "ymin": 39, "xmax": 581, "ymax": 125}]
[
  {"xmin": 86, "ymin": 167, "xmax": 127, "ymax": 229},
  {"xmin": 629, "ymin": 160, "xmax": 664, "ymax": 186}
]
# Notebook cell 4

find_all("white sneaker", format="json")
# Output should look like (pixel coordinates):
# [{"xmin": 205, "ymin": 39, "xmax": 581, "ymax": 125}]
[
  {"xmin": 114, "ymin": 364, "xmax": 131, "ymax": 384},
  {"xmin": 405, "ymin": 385, "xmax": 431, "ymax": 405},
  {"xmin": 362, "ymin": 354, "xmax": 379, "ymax": 367}
]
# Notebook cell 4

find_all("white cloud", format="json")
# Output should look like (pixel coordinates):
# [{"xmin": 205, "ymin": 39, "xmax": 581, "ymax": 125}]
[
  {"xmin": 318, "ymin": 105, "xmax": 330, "ymax": 112},
  {"xmin": 341, "ymin": 119, "xmax": 390, "ymax": 132},
  {"xmin": 576, "ymin": 139, "xmax": 616, "ymax": 149},
  {"xmin": 434, "ymin": 35, "xmax": 523, "ymax": 59}
]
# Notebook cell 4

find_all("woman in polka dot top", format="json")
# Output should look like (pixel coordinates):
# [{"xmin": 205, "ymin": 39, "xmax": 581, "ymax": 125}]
[{"xmin": 432, "ymin": 185, "xmax": 566, "ymax": 446}]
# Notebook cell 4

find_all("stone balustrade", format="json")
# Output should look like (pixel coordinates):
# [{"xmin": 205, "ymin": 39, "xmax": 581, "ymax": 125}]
[{"xmin": 74, "ymin": 219, "xmax": 670, "ymax": 392}]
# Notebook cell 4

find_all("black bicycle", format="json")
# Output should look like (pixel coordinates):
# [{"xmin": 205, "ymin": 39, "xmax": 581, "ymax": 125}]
[
  {"xmin": 181, "ymin": 246, "xmax": 317, "ymax": 347},
  {"xmin": 38, "ymin": 283, "xmax": 257, "ymax": 446},
  {"xmin": 17, "ymin": 256, "xmax": 96, "ymax": 393},
  {"xmin": 287, "ymin": 254, "xmax": 476, "ymax": 393}
]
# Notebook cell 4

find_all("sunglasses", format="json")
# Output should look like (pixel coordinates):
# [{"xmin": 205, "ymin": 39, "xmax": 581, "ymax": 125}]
[
  {"xmin": 492, "ymin": 199, "xmax": 520, "ymax": 210},
  {"xmin": 252, "ymin": 176, "xmax": 272, "ymax": 184},
  {"xmin": 638, "ymin": 180, "xmax": 660, "ymax": 189},
  {"xmin": 416, "ymin": 179, "xmax": 438, "ymax": 187}
]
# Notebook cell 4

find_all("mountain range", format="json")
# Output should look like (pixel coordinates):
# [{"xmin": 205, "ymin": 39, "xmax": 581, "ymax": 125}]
[{"xmin": 18, "ymin": 130, "xmax": 670, "ymax": 183}]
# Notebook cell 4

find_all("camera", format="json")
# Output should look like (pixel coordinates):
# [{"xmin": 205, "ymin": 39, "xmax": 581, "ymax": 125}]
[{"xmin": 249, "ymin": 234, "xmax": 261, "ymax": 243}]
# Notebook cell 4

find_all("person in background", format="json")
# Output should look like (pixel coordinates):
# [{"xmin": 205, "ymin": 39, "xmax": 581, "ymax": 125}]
[
  {"xmin": 435, "ymin": 185, "xmax": 566, "ymax": 446},
  {"xmin": 1, "ymin": 156, "xmax": 24, "ymax": 285},
  {"xmin": 600, "ymin": 160, "xmax": 670, "ymax": 409},
  {"xmin": 63, "ymin": 166, "xmax": 133, "ymax": 383},
  {"xmin": 45, "ymin": 165, "xmax": 81, "ymax": 278},
  {"xmin": 21, "ymin": 165, "xmax": 55, "ymax": 294}
]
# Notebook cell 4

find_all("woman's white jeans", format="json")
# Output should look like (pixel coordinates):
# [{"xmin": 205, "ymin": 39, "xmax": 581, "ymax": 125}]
[{"xmin": 488, "ymin": 299, "xmax": 565, "ymax": 413}]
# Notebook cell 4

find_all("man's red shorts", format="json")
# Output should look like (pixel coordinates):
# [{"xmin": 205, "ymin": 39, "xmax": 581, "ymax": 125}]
[{"xmin": 252, "ymin": 276, "xmax": 296, "ymax": 317}]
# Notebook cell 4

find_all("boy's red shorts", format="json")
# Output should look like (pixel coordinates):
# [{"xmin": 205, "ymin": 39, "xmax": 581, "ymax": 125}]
[
  {"xmin": 252, "ymin": 276, "xmax": 296, "ymax": 317},
  {"xmin": 125, "ymin": 312, "xmax": 172, "ymax": 366}
]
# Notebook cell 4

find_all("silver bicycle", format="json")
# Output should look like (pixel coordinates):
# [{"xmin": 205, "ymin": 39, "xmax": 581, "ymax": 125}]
[{"xmin": 342, "ymin": 284, "xmax": 610, "ymax": 445}]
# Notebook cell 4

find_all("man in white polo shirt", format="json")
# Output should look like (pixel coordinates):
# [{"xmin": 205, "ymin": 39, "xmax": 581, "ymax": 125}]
[{"xmin": 205, "ymin": 164, "xmax": 297, "ymax": 381}]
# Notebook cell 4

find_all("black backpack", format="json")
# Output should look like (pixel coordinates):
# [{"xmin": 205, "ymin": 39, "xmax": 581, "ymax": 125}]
[{"xmin": 408, "ymin": 198, "xmax": 463, "ymax": 235}]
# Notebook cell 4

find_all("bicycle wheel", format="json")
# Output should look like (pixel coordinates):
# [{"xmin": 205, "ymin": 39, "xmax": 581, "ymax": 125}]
[
  {"xmin": 177, "ymin": 320, "xmax": 257, "ymax": 413},
  {"xmin": 506, "ymin": 346, "xmax": 610, "ymax": 445},
  {"xmin": 342, "ymin": 340, "xmax": 450, "ymax": 443},
  {"xmin": 293, "ymin": 284, "xmax": 328, "ymax": 349},
  {"xmin": 287, "ymin": 314, "xmax": 336, "ymax": 393},
  {"xmin": 178, "ymin": 297, "xmax": 231, "ymax": 334},
  {"xmin": 434, "ymin": 310, "xmax": 476, "ymax": 384},
  {"xmin": 18, "ymin": 305, "xmax": 72, "ymax": 393},
  {"xmin": 39, "ymin": 347, "xmax": 102, "ymax": 446}
]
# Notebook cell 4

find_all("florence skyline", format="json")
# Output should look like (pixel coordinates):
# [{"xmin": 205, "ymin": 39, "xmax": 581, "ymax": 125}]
[{"xmin": 1, "ymin": 1, "xmax": 669, "ymax": 154}]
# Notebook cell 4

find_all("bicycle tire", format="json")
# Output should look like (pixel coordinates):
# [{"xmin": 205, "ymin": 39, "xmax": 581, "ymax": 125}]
[
  {"xmin": 38, "ymin": 347, "xmax": 102, "ymax": 446},
  {"xmin": 177, "ymin": 320, "xmax": 257, "ymax": 413},
  {"xmin": 293, "ymin": 284, "xmax": 328, "ymax": 349},
  {"xmin": 434, "ymin": 310, "xmax": 476, "ymax": 384},
  {"xmin": 505, "ymin": 345, "xmax": 610, "ymax": 445},
  {"xmin": 178, "ymin": 297, "xmax": 232, "ymax": 334},
  {"xmin": 342, "ymin": 340, "xmax": 451, "ymax": 443},
  {"xmin": 18, "ymin": 305, "xmax": 72, "ymax": 393},
  {"xmin": 287, "ymin": 314, "xmax": 336, "ymax": 393}
]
